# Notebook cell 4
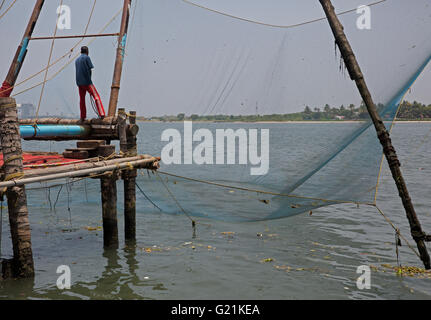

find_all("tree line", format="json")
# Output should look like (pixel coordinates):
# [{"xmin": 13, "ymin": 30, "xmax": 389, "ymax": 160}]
[{"xmin": 138, "ymin": 100, "xmax": 431, "ymax": 122}]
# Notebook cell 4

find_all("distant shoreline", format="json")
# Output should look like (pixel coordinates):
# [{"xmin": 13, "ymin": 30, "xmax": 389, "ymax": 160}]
[{"xmin": 137, "ymin": 119, "xmax": 431, "ymax": 124}]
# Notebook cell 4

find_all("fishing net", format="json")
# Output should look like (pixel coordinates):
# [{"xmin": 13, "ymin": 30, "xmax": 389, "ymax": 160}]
[{"xmin": 2, "ymin": 0, "xmax": 431, "ymax": 221}]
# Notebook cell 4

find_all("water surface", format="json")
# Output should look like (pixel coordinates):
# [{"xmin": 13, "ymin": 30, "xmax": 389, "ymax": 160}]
[{"xmin": 0, "ymin": 122, "xmax": 430, "ymax": 300}]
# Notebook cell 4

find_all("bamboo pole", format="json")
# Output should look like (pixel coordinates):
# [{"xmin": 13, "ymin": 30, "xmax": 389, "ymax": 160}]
[
  {"xmin": 0, "ymin": 0, "xmax": 45, "ymax": 97},
  {"xmin": 0, "ymin": 157, "xmax": 160, "ymax": 188},
  {"xmin": 319, "ymin": 0, "xmax": 430, "ymax": 269},
  {"xmin": 29, "ymin": 33, "xmax": 119, "ymax": 41},
  {"xmin": 0, "ymin": 97, "xmax": 34, "ymax": 278},
  {"xmin": 22, "ymin": 154, "xmax": 155, "ymax": 178},
  {"xmin": 107, "ymin": 0, "xmax": 132, "ymax": 117},
  {"xmin": 19, "ymin": 117, "xmax": 118, "ymax": 125}
]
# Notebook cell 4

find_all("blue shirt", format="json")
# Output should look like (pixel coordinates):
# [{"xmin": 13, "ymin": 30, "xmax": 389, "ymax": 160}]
[{"xmin": 75, "ymin": 54, "xmax": 94, "ymax": 86}]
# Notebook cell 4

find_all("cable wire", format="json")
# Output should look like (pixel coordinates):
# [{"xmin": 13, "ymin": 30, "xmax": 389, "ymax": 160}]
[
  {"xmin": 182, "ymin": 0, "xmax": 387, "ymax": 29},
  {"xmin": 0, "ymin": 0, "xmax": 17, "ymax": 21}
]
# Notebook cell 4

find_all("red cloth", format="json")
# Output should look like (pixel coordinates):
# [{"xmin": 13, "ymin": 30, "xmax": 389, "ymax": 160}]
[
  {"xmin": 78, "ymin": 84, "xmax": 105, "ymax": 120},
  {"xmin": 0, "ymin": 153, "xmax": 84, "ymax": 169},
  {"xmin": 0, "ymin": 81, "xmax": 12, "ymax": 97}
]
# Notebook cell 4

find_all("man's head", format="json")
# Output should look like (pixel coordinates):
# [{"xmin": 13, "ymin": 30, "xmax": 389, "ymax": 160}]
[{"xmin": 81, "ymin": 46, "xmax": 89, "ymax": 55}]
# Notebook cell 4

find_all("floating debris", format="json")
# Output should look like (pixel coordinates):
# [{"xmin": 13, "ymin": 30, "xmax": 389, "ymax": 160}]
[
  {"xmin": 369, "ymin": 264, "xmax": 431, "ymax": 278},
  {"xmin": 84, "ymin": 226, "xmax": 102, "ymax": 231}
]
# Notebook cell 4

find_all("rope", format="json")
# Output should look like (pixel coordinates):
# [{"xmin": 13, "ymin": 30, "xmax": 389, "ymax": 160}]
[
  {"xmin": 395, "ymin": 228, "xmax": 401, "ymax": 267},
  {"xmin": 182, "ymin": 0, "xmax": 387, "ymax": 29},
  {"xmin": 34, "ymin": 0, "xmax": 64, "ymax": 123},
  {"xmin": 1, "ymin": 0, "xmax": 97, "ymax": 97},
  {"xmin": 0, "ymin": 103, "xmax": 17, "ymax": 109},
  {"xmin": 83, "ymin": 0, "xmax": 97, "ymax": 35},
  {"xmin": 136, "ymin": 181, "xmax": 163, "ymax": 212},
  {"xmin": 3, "ymin": 171, "xmax": 24, "ymax": 182},
  {"xmin": 1, "ymin": 154, "xmax": 22, "ymax": 167},
  {"xmin": 3, "ymin": 5, "xmax": 122, "ymax": 97},
  {"xmin": 155, "ymin": 171, "xmax": 196, "ymax": 226},
  {"xmin": 374, "ymin": 204, "xmax": 421, "ymax": 260},
  {"xmin": 0, "ymin": 0, "xmax": 17, "ymax": 21}
]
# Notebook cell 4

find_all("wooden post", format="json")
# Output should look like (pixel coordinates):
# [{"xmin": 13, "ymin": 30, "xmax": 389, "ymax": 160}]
[
  {"xmin": 107, "ymin": 0, "xmax": 132, "ymax": 117},
  {"xmin": 0, "ymin": 0, "xmax": 45, "ymax": 97},
  {"xmin": 319, "ymin": 0, "xmax": 430, "ymax": 269},
  {"xmin": 0, "ymin": 97, "xmax": 34, "ymax": 278},
  {"xmin": 123, "ymin": 111, "xmax": 137, "ymax": 241},
  {"xmin": 118, "ymin": 108, "xmax": 128, "ymax": 154},
  {"xmin": 101, "ymin": 172, "xmax": 119, "ymax": 248}
]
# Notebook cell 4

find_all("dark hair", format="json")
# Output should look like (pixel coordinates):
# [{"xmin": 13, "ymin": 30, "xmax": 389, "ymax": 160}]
[{"xmin": 81, "ymin": 46, "xmax": 89, "ymax": 54}]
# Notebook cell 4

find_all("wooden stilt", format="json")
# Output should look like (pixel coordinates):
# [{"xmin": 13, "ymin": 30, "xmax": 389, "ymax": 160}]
[
  {"xmin": 101, "ymin": 173, "xmax": 119, "ymax": 249},
  {"xmin": 123, "ymin": 111, "xmax": 137, "ymax": 242},
  {"xmin": 0, "ymin": 97, "xmax": 34, "ymax": 278},
  {"xmin": 319, "ymin": 0, "xmax": 430, "ymax": 269},
  {"xmin": 118, "ymin": 108, "xmax": 128, "ymax": 155},
  {"xmin": 124, "ymin": 173, "xmax": 136, "ymax": 242}
]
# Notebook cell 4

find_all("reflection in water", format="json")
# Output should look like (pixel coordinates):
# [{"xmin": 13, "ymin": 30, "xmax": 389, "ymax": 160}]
[
  {"xmin": 0, "ymin": 269, "xmax": 35, "ymax": 299},
  {"xmin": 0, "ymin": 245, "xmax": 165, "ymax": 300},
  {"xmin": 70, "ymin": 246, "xmax": 143, "ymax": 299},
  {"xmin": 56, "ymin": 245, "xmax": 153, "ymax": 300}
]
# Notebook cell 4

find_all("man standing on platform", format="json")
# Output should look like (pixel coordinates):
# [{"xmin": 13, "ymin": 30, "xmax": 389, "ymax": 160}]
[{"xmin": 75, "ymin": 46, "xmax": 105, "ymax": 120}]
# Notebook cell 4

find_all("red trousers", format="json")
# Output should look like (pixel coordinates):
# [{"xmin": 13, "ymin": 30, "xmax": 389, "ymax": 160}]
[{"xmin": 78, "ymin": 84, "xmax": 105, "ymax": 119}]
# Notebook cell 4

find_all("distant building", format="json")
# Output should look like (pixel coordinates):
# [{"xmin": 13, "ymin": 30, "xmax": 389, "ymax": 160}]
[
  {"xmin": 17, "ymin": 103, "xmax": 36, "ymax": 119},
  {"xmin": 335, "ymin": 115, "xmax": 345, "ymax": 120}
]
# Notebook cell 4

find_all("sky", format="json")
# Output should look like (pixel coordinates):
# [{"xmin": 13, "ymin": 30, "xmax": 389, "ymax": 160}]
[{"xmin": 0, "ymin": 0, "xmax": 430, "ymax": 117}]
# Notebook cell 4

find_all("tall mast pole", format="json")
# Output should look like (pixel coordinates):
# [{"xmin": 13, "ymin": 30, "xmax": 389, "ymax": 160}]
[
  {"xmin": 107, "ymin": 0, "xmax": 132, "ymax": 117},
  {"xmin": 0, "ymin": 0, "xmax": 45, "ymax": 97},
  {"xmin": 319, "ymin": 0, "xmax": 430, "ymax": 269}
]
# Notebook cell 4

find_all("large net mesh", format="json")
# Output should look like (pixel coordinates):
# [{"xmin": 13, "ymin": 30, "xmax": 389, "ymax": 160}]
[{"xmin": 1, "ymin": 0, "xmax": 431, "ymax": 221}]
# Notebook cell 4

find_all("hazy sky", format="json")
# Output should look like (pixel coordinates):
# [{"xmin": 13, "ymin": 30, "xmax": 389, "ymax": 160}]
[{"xmin": 0, "ymin": 0, "xmax": 430, "ymax": 117}]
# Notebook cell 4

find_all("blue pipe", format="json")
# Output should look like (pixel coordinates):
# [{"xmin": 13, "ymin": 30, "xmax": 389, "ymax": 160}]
[{"xmin": 19, "ymin": 125, "xmax": 90, "ymax": 139}]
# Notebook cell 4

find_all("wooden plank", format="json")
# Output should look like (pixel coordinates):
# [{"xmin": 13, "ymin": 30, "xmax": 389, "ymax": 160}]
[
  {"xmin": 62, "ymin": 150, "xmax": 89, "ymax": 159},
  {"xmin": 96, "ymin": 145, "xmax": 116, "ymax": 158},
  {"xmin": 65, "ymin": 148, "xmax": 96, "ymax": 152},
  {"xmin": 77, "ymin": 140, "xmax": 106, "ymax": 149}
]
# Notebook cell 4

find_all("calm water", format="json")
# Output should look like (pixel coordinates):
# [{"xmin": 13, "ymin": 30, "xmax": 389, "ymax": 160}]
[{"xmin": 0, "ymin": 122, "xmax": 430, "ymax": 300}]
